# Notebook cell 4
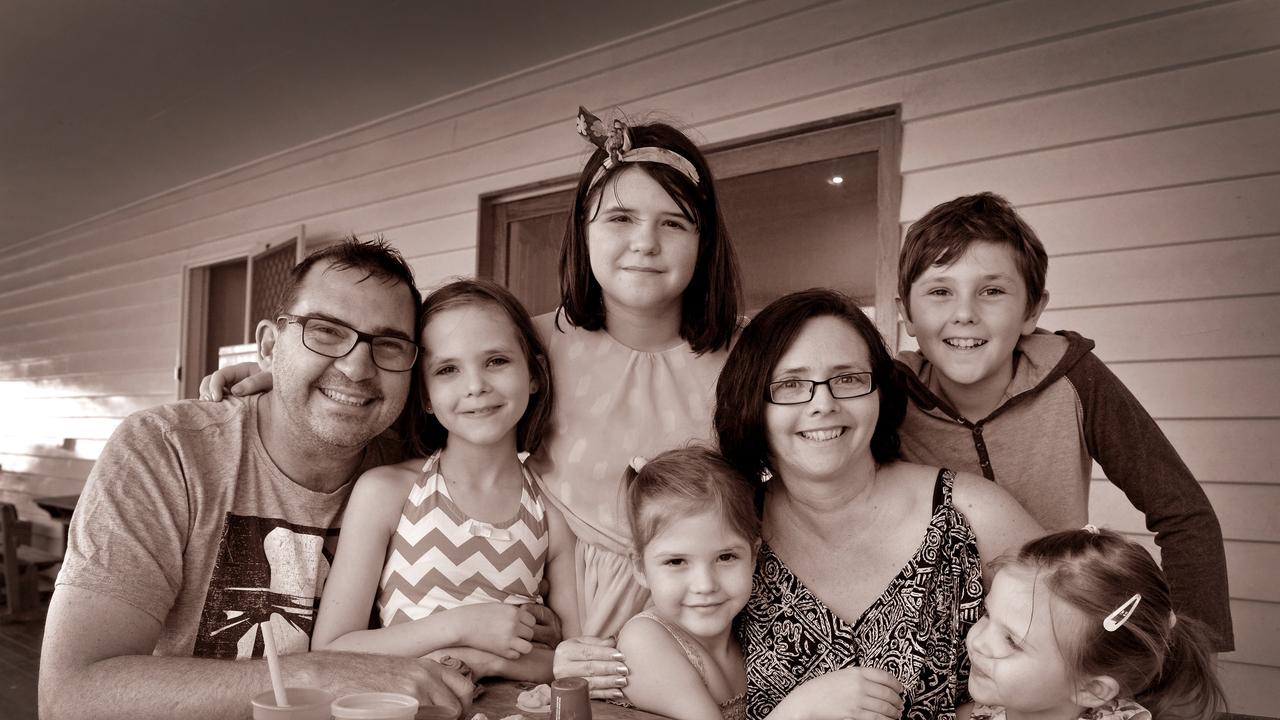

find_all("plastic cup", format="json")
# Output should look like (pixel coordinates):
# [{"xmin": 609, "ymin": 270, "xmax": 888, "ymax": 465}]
[
  {"xmin": 251, "ymin": 687, "xmax": 335, "ymax": 719},
  {"xmin": 550, "ymin": 678, "xmax": 592, "ymax": 720},
  {"xmin": 415, "ymin": 705, "xmax": 461, "ymax": 720},
  {"xmin": 331, "ymin": 691, "xmax": 420, "ymax": 719}
]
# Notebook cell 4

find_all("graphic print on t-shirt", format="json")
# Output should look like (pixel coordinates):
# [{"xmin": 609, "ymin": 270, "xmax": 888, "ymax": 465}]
[{"xmin": 192, "ymin": 513, "xmax": 339, "ymax": 659}]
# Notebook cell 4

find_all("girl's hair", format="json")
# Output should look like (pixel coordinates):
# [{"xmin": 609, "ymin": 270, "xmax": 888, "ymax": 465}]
[
  {"xmin": 714, "ymin": 289, "xmax": 906, "ymax": 506},
  {"xmin": 999, "ymin": 529, "xmax": 1225, "ymax": 720},
  {"xmin": 406, "ymin": 278, "xmax": 554, "ymax": 457},
  {"xmin": 558, "ymin": 119, "xmax": 742, "ymax": 354},
  {"xmin": 624, "ymin": 446, "xmax": 761, "ymax": 558}
]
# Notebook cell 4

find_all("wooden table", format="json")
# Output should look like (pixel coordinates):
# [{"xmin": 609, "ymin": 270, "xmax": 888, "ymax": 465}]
[
  {"xmin": 34, "ymin": 494, "xmax": 79, "ymax": 556},
  {"xmin": 469, "ymin": 681, "xmax": 666, "ymax": 720}
]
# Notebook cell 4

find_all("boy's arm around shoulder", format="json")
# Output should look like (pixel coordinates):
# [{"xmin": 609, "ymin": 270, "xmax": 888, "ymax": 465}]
[
  {"xmin": 615, "ymin": 615, "xmax": 725, "ymax": 720},
  {"xmin": 950, "ymin": 470, "xmax": 1043, "ymax": 585},
  {"xmin": 1069, "ymin": 351, "xmax": 1233, "ymax": 650}
]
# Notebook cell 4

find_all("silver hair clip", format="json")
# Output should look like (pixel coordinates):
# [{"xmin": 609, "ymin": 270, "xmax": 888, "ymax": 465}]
[
  {"xmin": 1103, "ymin": 593, "xmax": 1142, "ymax": 632},
  {"xmin": 1082, "ymin": 524, "xmax": 1100, "ymax": 534},
  {"xmin": 629, "ymin": 456, "xmax": 648, "ymax": 473}
]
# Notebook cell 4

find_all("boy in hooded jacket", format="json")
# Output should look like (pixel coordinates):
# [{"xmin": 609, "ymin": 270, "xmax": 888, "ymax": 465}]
[{"xmin": 894, "ymin": 192, "xmax": 1233, "ymax": 651}]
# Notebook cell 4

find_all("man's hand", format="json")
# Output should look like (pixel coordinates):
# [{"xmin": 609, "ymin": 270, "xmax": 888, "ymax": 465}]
[{"xmin": 292, "ymin": 652, "xmax": 473, "ymax": 713}]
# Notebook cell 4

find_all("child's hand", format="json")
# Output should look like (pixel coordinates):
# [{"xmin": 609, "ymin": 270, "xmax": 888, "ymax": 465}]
[
  {"xmin": 525, "ymin": 603, "xmax": 562, "ymax": 647},
  {"xmin": 449, "ymin": 603, "xmax": 537, "ymax": 659},
  {"xmin": 771, "ymin": 667, "xmax": 904, "ymax": 720},
  {"xmin": 198, "ymin": 361, "xmax": 271, "ymax": 400}
]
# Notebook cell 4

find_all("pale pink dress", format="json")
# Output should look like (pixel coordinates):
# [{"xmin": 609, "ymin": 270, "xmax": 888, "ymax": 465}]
[{"xmin": 528, "ymin": 311, "xmax": 728, "ymax": 637}]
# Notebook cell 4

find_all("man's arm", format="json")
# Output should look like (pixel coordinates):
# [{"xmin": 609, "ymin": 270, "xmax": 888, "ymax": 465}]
[
  {"xmin": 1070, "ymin": 352, "xmax": 1234, "ymax": 650},
  {"xmin": 40, "ymin": 587, "xmax": 471, "ymax": 720}
]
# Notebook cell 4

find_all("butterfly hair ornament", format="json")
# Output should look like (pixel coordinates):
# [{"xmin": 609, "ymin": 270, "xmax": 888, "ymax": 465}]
[
  {"xmin": 1103, "ymin": 593, "xmax": 1142, "ymax": 632},
  {"xmin": 576, "ymin": 106, "xmax": 700, "ymax": 192}
]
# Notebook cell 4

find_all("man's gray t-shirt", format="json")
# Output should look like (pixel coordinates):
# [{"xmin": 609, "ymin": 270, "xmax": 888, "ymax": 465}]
[{"xmin": 56, "ymin": 394, "xmax": 398, "ymax": 659}]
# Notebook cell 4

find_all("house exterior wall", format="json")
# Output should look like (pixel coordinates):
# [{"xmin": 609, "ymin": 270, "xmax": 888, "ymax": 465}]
[{"xmin": 0, "ymin": 0, "xmax": 1275, "ymax": 712}]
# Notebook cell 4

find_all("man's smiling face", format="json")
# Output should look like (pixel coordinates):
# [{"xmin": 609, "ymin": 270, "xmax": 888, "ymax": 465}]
[{"xmin": 263, "ymin": 263, "xmax": 417, "ymax": 450}]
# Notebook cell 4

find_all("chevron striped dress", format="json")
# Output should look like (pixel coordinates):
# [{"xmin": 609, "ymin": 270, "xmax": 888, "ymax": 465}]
[{"xmin": 376, "ymin": 451, "xmax": 549, "ymax": 627}]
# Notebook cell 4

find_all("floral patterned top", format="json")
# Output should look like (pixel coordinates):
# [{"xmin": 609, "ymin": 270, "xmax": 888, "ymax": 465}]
[
  {"xmin": 972, "ymin": 699, "xmax": 1151, "ymax": 720},
  {"xmin": 740, "ymin": 469, "xmax": 984, "ymax": 720}
]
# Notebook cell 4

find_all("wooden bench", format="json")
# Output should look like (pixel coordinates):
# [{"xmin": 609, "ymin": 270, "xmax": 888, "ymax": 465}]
[{"xmin": 1, "ymin": 501, "xmax": 62, "ymax": 622}]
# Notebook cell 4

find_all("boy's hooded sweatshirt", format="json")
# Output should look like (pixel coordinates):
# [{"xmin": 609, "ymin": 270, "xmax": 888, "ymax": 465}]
[{"xmin": 896, "ymin": 329, "xmax": 1233, "ymax": 650}]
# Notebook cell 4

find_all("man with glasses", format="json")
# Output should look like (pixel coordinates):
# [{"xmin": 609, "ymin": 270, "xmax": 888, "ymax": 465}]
[{"xmin": 41, "ymin": 239, "xmax": 472, "ymax": 720}]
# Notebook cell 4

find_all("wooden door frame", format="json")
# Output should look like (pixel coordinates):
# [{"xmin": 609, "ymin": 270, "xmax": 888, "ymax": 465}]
[
  {"xmin": 175, "ymin": 226, "xmax": 305, "ymax": 399},
  {"xmin": 477, "ymin": 107, "xmax": 903, "ymax": 346}
]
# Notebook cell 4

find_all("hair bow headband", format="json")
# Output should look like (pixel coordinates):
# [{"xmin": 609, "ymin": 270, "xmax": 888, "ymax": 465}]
[{"xmin": 575, "ymin": 106, "xmax": 700, "ymax": 191}]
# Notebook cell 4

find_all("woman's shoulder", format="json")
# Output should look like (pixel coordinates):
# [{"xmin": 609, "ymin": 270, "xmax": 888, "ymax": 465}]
[{"xmin": 877, "ymin": 461, "xmax": 950, "ymax": 502}]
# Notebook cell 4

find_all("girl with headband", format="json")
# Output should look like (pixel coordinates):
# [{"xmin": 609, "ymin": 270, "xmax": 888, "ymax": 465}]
[{"xmin": 535, "ymin": 108, "xmax": 743, "ymax": 698}]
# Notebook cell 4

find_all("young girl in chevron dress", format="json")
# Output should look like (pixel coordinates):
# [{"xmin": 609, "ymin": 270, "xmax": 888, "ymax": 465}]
[{"xmin": 311, "ymin": 278, "xmax": 578, "ymax": 682}]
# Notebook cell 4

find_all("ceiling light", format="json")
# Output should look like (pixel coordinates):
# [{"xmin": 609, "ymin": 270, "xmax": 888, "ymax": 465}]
[{"xmin": 829, "ymin": 175, "xmax": 844, "ymax": 185}]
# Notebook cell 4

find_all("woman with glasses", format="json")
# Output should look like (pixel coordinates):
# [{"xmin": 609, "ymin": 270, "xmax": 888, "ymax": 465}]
[{"xmin": 713, "ymin": 289, "xmax": 1042, "ymax": 720}]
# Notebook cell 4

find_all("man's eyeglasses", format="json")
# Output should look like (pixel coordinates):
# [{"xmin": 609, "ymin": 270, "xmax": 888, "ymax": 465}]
[
  {"xmin": 766, "ymin": 372, "xmax": 876, "ymax": 405},
  {"xmin": 277, "ymin": 314, "xmax": 418, "ymax": 372}
]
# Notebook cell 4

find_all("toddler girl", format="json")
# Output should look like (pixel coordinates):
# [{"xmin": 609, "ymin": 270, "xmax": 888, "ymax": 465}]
[
  {"xmin": 967, "ymin": 526, "xmax": 1224, "ymax": 720},
  {"xmin": 613, "ymin": 447, "xmax": 758, "ymax": 720},
  {"xmin": 311, "ymin": 279, "xmax": 578, "ymax": 681}
]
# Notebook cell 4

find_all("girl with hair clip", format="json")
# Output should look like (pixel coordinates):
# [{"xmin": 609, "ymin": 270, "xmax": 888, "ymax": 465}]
[
  {"xmin": 537, "ymin": 107, "xmax": 742, "ymax": 697},
  {"xmin": 310, "ymin": 279, "xmax": 579, "ymax": 681},
  {"xmin": 966, "ymin": 526, "xmax": 1225, "ymax": 720},
  {"xmin": 611, "ymin": 447, "xmax": 758, "ymax": 720}
]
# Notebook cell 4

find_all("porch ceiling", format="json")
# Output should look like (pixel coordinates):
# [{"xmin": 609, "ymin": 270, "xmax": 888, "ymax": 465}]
[{"xmin": 0, "ymin": 0, "xmax": 728, "ymax": 247}]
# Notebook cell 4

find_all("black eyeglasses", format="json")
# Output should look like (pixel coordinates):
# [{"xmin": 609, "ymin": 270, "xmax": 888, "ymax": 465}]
[
  {"xmin": 277, "ymin": 314, "xmax": 419, "ymax": 372},
  {"xmin": 766, "ymin": 372, "xmax": 876, "ymax": 405}
]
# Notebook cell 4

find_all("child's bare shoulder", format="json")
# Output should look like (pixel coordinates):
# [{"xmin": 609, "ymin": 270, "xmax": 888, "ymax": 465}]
[
  {"xmin": 617, "ymin": 614, "xmax": 686, "ymax": 661},
  {"xmin": 353, "ymin": 458, "xmax": 423, "ymax": 496}
]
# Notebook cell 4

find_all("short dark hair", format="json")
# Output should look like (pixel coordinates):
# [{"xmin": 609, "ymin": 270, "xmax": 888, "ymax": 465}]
[
  {"xmin": 557, "ymin": 120, "xmax": 742, "ymax": 354},
  {"xmin": 273, "ymin": 235, "xmax": 423, "ymax": 328},
  {"xmin": 897, "ymin": 192, "xmax": 1048, "ymax": 320},
  {"xmin": 624, "ymin": 445, "xmax": 760, "ymax": 559},
  {"xmin": 406, "ymin": 278, "xmax": 554, "ymax": 457},
  {"xmin": 715, "ymin": 289, "xmax": 905, "ymax": 496}
]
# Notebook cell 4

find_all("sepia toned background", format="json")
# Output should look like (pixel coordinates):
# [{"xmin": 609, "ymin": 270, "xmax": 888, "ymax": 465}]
[{"xmin": 1, "ymin": 1, "xmax": 1276, "ymax": 714}]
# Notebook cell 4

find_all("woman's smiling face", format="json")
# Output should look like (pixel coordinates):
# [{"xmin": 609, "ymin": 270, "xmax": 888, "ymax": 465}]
[{"xmin": 764, "ymin": 315, "xmax": 880, "ymax": 484}]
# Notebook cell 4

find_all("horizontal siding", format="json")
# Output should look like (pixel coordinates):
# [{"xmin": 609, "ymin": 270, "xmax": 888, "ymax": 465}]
[
  {"xmin": 1220, "ymin": 661, "xmax": 1280, "ymax": 717},
  {"xmin": 1040, "ymin": 296, "xmax": 1280, "ymax": 362},
  {"xmin": 0, "ymin": 0, "xmax": 1275, "ymax": 712}
]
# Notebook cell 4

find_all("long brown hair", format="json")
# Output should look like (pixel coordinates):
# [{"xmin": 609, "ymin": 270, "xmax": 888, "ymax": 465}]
[
  {"xmin": 1001, "ymin": 529, "xmax": 1225, "ymax": 720},
  {"xmin": 557, "ymin": 119, "xmax": 742, "ymax": 354},
  {"xmin": 406, "ymin": 278, "xmax": 553, "ymax": 457}
]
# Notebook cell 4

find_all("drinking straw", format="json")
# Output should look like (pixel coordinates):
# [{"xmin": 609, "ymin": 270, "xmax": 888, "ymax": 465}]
[{"xmin": 261, "ymin": 620, "xmax": 290, "ymax": 707}]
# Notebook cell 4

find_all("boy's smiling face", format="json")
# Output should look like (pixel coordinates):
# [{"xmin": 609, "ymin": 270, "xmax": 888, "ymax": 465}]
[{"xmin": 898, "ymin": 241, "xmax": 1047, "ymax": 420}]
